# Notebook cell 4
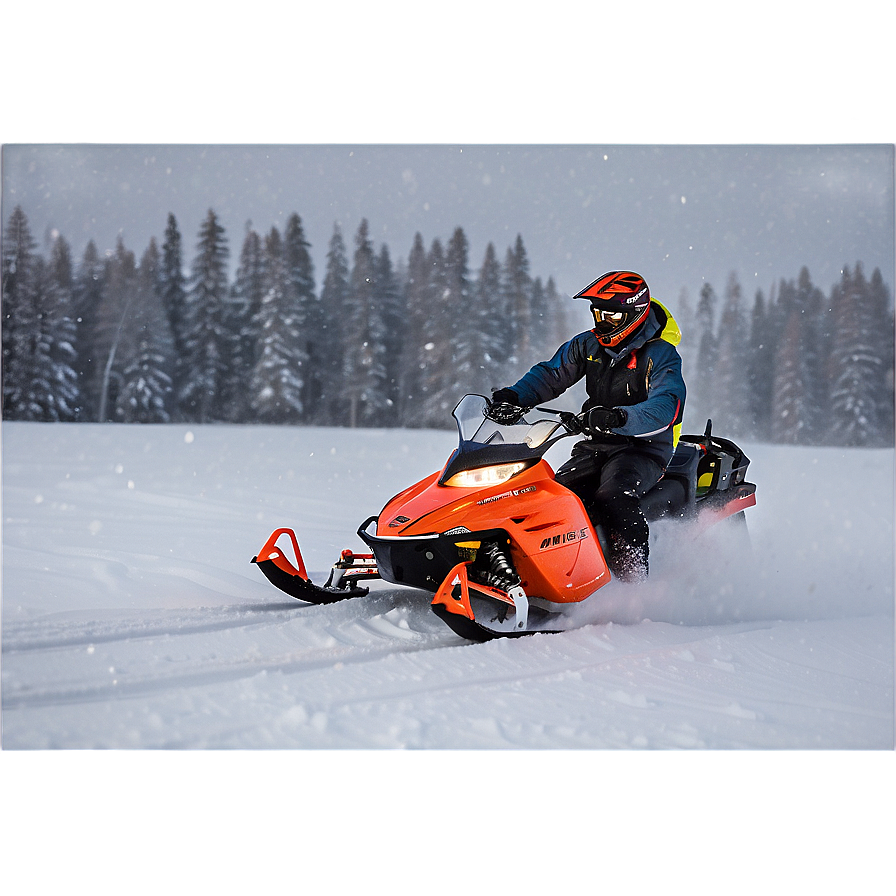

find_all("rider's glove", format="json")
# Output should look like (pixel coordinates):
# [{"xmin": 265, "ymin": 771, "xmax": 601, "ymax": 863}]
[
  {"xmin": 584, "ymin": 406, "xmax": 627, "ymax": 435},
  {"xmin": 487, "ymin": 388, "xmax": 525, "ymax": 424},
  {"xmin": 491, "ymin": 388, "xmax": 518, "ymax": 405}
]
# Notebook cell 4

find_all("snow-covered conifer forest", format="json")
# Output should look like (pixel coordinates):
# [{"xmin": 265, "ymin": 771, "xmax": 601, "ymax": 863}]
[{"xmin": 3, "ymin": 205, "xmax": 893, "ymax": 446}]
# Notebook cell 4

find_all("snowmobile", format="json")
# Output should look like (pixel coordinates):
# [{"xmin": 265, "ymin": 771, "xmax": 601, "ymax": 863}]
[{"xmin": 252, "ymin": 394, "xmax": 756, "ymax": 642}]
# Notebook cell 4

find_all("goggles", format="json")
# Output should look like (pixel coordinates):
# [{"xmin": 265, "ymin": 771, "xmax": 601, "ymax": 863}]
[{"xmin": 591, "ymin": 305, "xmax": 625, "ymax": 326}]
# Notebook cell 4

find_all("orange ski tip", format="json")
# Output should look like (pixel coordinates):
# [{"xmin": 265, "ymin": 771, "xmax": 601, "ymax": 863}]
[
  {"xmin": 431, "ymin": 561, "xmax": 522, "ymax": 623},
  {"xmin": 431, "ymin": 561, "xmax": 476, "ymax": 621},
  {"xmin": 255, "ymin": 527, "xmax": 309, "ymax": 580}
]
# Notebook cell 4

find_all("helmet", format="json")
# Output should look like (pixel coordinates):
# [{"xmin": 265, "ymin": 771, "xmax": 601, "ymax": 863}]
[{"xmin": 575, "ymin": 271, "xmax": 651, "ymax": 347}]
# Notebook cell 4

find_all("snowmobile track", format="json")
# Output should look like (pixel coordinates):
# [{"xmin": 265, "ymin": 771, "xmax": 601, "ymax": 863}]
[
  {"xmin": 2, "ymin": 623, "xmax": 461, "ymax": 710},
  {"xmin": 1, "ymin": 602, "xmax": 314, "ymax": 654}
]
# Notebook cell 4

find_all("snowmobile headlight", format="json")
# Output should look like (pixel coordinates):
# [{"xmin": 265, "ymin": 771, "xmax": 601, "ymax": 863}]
[{"xmin": 443, "ymin": 461, "xmax": 529, "ymax": 488}]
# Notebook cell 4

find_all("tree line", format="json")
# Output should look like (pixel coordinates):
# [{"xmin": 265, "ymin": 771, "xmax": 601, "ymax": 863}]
[
  {"xmin": 1, "ymin": 206, "xmax": 570, "ymax": 430},
  {"xmin": 678, "ymin": 265, "xmax": 894, "ymax": 447},
  {"xmin": 2, "ymin": 204, "xmax": 893, "ymax": 446}
]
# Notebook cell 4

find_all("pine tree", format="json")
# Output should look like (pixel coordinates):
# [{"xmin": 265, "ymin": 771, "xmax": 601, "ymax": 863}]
[
  {"xmin": 529, "ymin": 276, "xmax": 551, "ymax": 361},
  {"xmin": 713, "ymin": 272, "xmax": 752, "ymax": 436},
  {"xmin": 179, "ymin": 209, "xmax": 230, "ymax": 423},
  {"xmin": 398, "ymin": 232, "xmax": 429, "ymax": 424},
  {"xmin": 115, "ymin": 240, "xmax": 174, "ymax": 422},
  {"xmin": 376, "ymin": 243, "xmax": 405, "ymax": 425},
  {"xmin": 283, "ymin": 213, "xmax": 318, "ymax": 421},
  {"xmin": 815, "ymin": 276, "xmax": 838, "ymax": 442},
  {"xmin": 688, "ymin": 281, "xmax": 718, "ymax": 430},
  {"xmin": 544, "ymin": 276, "xmax": 570, "ymax": 356},
  {"xmin": 318, "ymin": 224, "xmax": 351, "ymax": 424},
  {"xmin": 160, "ymin": 214, "xmax": 187, "ymax": 340},
  {"xmin": 47, "ymin": 233, "xmax": 74, "ymax": 296},
  {"xmin": 417, "ymin": 237, "xmax": 454, "ymax": 427},
  {"xmin": 747, "ymin": 288, "xmax": 775, "ymax": 439},
  {"xmin": 795, "ymin": 266, "xmax": 826, "ymax": 441},
  {"xmin": 7, "ymin": 257, "xmax": 53, "ymax": 419},
  {"xmin": 224, "ymin": 225, "xmax": 266, "ymax": 422},
  {"xmin": 771, "ymin": 306, "xmax": 812, "ymax": 444},
  {"xmin": 2, "ymin": 206, "xmax": 39, "ymax": 417},
  {"xmin": 159, "ymin": 214, "xmax": 187, "ymax": 408},
  {"xmin": 672, "ymin": 286, "xmax": 697, "ymax": 383},
  {"xmin": 829, "ymin": 263, "xmax": 885, "ymax": 445},
  {"xmin": 868, "ymin": 267, "xmax": 895, "ymax": 442},
  {"xmin": 821, "ymin": 274, "xmax": 842, "ymax": 440},
  {"xmin": 10, "ymin": 244, "xmax": 81, "ymax": 419},
  {"xmin": 71, "ymin": 240, "xmax": 106, "ymax": 420},
  {"xmin": 250, "ymin": 227, "xmax": 306, "ymax": 424},
  {"xmin": 474, "ymin": 242, "xmax": 507, "ymax": 394},
  {"xmin": 94, "ymin": 236, "xmax": 139, "ymax": 422},
  {"xmin": 440, "ymin": 227, "xmax": 477, "ymax": 401},
  {"xmin": 769, "ymin": 276, "xmax": 812, "ymax": 442},
  {"xmin": 501, "ymin": 234, "xmax": 533, "ymax": 379},
  {"xmin": 343, "ymin": 219, "xmax": 389, "ymax": 427},
  {"xmin": 43, "ymin": 235, "xmax": 80, "ymax": 420}
]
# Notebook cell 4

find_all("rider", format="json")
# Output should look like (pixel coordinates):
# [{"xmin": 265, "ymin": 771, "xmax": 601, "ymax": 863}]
[{"xmin": 488, "ymin": 271, "xmax": 686, "ymax": 583}]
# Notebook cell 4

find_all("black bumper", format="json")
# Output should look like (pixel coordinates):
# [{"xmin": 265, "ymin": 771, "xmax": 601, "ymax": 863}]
[{"xmin": 356, "ymin": 517, "xmax": 505, "ymax": 594}]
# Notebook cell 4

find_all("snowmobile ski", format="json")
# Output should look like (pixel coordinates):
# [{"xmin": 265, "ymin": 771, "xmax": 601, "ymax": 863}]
[
  {"xmin": 431, "ymin": 602, "xmax": 565, "ymax": 642},
  {"xmin": 429, "ymin": 561, "xmax": 565, "ymax": 642},
  {"xmin": 252, "ymin": 528, "xmax": 375, "ymax": 603}
]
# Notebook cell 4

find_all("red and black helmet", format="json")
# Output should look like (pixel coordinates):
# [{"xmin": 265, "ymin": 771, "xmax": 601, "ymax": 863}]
[{"xmin": 575, "ymin": 271, "xmax": 651, "ymax": 347}]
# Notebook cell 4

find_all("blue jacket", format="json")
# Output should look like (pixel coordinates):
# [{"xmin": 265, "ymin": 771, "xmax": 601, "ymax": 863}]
[{"xmin": 508, "ymin": 302, "xmax": 686, "ymax": 466}]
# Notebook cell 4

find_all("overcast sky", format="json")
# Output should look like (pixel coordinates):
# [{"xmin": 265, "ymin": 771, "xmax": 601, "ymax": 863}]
[
  {"xmin": 3, "ymin": 143, "xmax": 893, "ymax": 308},
  {"xmin": 2, "ymin": 5, "xmax": 895, "ymax": 313}
]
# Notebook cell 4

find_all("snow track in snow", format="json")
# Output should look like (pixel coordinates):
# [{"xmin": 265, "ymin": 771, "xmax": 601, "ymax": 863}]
[{"xmin": 3, "ymin": 589, "xmax": 453, "ymax": 710}]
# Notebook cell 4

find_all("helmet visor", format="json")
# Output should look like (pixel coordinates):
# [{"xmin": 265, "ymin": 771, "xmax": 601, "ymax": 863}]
[{"xmin": 591, "ymin": 305, "xmax": 626, "ymax": 334}]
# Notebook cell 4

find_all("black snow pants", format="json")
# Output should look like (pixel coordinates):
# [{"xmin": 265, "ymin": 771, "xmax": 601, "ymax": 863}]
[{"xmin": 555, "ymin": 443, "xmax": 665, "ymax": 583}]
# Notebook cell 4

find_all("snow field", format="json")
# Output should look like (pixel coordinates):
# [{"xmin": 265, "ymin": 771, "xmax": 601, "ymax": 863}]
[
  {"xmin": 2, "ymin": 420, "xmax": 892, "ymax": 750},
  {"xmin": 1, "ymin": 419, "xmax": 894, "ymax": 893}
]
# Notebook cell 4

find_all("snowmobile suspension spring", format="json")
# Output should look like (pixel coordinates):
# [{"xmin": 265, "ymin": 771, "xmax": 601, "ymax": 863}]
[{"xmin": 479, "ymin": 540, "xmax": 521, "ymax": 592}]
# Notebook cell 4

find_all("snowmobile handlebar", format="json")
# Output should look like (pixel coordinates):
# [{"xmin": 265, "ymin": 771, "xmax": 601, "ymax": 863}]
[
  {"xmin": 525, "ymin": 405, "xmax": 596, "ymax": 436},
  {"xmin": 552, "ymin": 409, "xmax": 587, "ymax": 435},
  {"xmin": 484, "ymin": 399, "xmax": 585, "ymax": 434}
]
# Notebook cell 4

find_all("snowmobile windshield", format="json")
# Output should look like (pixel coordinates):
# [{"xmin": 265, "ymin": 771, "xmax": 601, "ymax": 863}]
[
  {"xmin": 452, "ymin": 394, "xmax": 568, "ymax": 450},
  {"xmin": 439, "ymin": 395, "xmax": 570, "ymax": 486}
]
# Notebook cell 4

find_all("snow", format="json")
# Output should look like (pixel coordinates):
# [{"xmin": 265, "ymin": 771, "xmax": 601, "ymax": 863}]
[{"xmin": 2, "ymin": 419, "xmax": 894, "ymax": 888}]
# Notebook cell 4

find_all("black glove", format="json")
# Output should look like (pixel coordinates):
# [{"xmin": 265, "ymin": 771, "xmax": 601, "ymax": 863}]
[
  {"xmin": 583, "ymin": 406, "xmax": 627, "ymax": 435},
  {"xmin": 491, "ymin": 388, "xmax": 518, "ymax": 405},
  {"xmin": 487, "ymin": 388, "xmax": 525, "ymax": 424}
]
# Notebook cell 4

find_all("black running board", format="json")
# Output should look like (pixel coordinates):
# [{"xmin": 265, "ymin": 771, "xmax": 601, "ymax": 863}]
[{"xmin": 252, "ymin": 557, "xmax": 369, "ymax": 604}]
